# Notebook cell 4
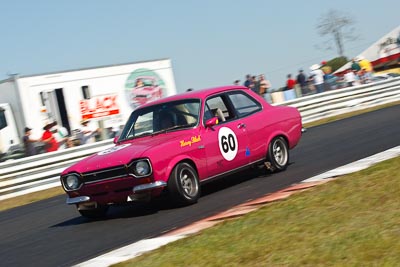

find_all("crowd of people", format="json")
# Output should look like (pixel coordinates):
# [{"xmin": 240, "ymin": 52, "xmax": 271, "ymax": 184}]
[
  {"xmin": 345, "ymin": 56, "xmax": 374, "ymax": 86},
  {"xmin": 237, "ymin": 56, "xmax": 375, "ymax": 102},
  {"xmin": 22, "ymin": 119, "xmax": 102, "ymax": 157},
  {"xmin": 289, "ymin": 57, "xmax": 375, "ymax": 95},
  {"xmin": 236, "ymin": 74, "xmax": 272, "ymax": 101},
  {"xmin": 236, "ymin": 68, "xmax": 327, "ymax": 101}
]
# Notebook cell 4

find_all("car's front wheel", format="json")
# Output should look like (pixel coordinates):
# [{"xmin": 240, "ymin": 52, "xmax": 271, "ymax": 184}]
[
  {"xmin": 168, "ymin": 162, "xmax": 200, "ymax": 205},
  {"xmin": 78, "ymin": 205, "xmax": 109, "ymax": 219},
  {"xmin": 267, "ymin": 136, "xmax": 289, "ymax": 172}
]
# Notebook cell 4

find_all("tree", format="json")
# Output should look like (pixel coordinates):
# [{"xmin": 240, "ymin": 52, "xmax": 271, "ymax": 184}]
[
  {"xmin": 316, "ymin": 9, "xmax": 358, "ymax": 58},
  {"xmin": 326, "ymin": 57, "xmax": 348, "ymax": 73}
]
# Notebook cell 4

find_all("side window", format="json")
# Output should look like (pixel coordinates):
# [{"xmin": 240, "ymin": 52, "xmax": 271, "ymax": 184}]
[
  {"xmin": 203, "ymin": 96, "xmax": 231, "ymax": 124},
  {"xmin": 174, "ymin": 102, "xmax": 199, "ymax": 126},
  {"xmin": 228, "ymin": 92, "xmax": 261, "ymax": 118}
]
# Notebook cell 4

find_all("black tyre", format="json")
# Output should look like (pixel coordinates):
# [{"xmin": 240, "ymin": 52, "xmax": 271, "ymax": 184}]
[
  {"xmin": 267, "ymin": 136, "xmax": 289, "ymax": 172},
  {"xmin": 168, "ymin": 162, "xmax": 200, "ymax": 205},
  {"xmin": 78, "ymin": 205, "xmax": 109, "ymax": 219}
]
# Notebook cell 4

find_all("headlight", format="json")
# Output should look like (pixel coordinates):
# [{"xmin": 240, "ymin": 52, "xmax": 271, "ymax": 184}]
[
  {"xmin": 130, "ymin": 159, "xmax": 152, "ymax": 177},
  {"xmin": 62, "ymin": 174, "xmax": 82, "ymax": 191}
]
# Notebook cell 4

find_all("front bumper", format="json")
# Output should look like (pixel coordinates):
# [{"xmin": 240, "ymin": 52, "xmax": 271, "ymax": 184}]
[
  {"xmin": 67, "ymin": 196, "xmax": 91, "ymax": 205},
  {"xmin": 66, "ymin": 181, "xmax": 167, "ymax": 205},
  {"xmin": 133, "ymin": 181, "xmax": 167, "ymax": 193}
]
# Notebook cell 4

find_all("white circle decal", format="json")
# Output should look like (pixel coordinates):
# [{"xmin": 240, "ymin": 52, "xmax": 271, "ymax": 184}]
[
  {"xmin": 218, "ymin": 127, "xmax": 238, "ymax": 161},
  {"xmin": 98, "ymin": 144, "xmax": 131, "ymax": 155}
]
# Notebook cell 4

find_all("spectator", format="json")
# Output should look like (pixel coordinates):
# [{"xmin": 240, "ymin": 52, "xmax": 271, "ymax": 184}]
[
  {"xmin": 41, "ymin": 121, "xmax": 58, "ymax": 152},
  {"xmin": 243, "ymin": 74, "xmax": 252, "ymax": 88},
  {"xmin": 234, "ymin": 80, "xmax": 240, "ymax": 85},
  {"xmin": 65, "ymin": 138, "xmax": 75, "ymax": 148},
  {"xmin": 344, "ymin": 69, "xmax": 356, "ymax": 87},
  {"xmin": 51, "ymin": 122, "xmax": 69, "ymax": 149},
  {"xmin": 251, "ymin": 76, "xmax": 258, "ymax": 94},
  {"xmin": 323, "ymin": 72, "xmax": 338, "ymax": 90},
  {"xmin": 106, "ymin": 126, "xmax": 121, "ymax": 139},
  {"xmin": 351, "ymin": 59, "xmax": 361, "ymax": 72},
  {"xmin": 309, "ymin": 64, "xmax": 325, "ymax": 93},
  {"xmin": 285, "ymin": 74, "xmax": 296, "ymax": 91},
  {"xmin": 357, "ymin": 69, "xmax": 368, "ymax": 84},
  {"xmin": 258, "ymin": 74, "xmax": 270, "ymax": 95},
  {"xmin": 80, "ymin": 119, "xmax": 100, "ymax": 144},
  {"xmin": 296, "ymin": 69, "xmax": 309, "ymax": 95},
  {"xmin": 23, "ymin": 127, "xmax": 40, "ymax": 156},
  {"xmin": 357, "ymin": 56, "xmax": 374, "ymax": 82}
]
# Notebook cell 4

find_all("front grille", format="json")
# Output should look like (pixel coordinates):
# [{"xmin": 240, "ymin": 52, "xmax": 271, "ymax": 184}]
[{"xmin": 82, "ymin": 166, "xmax": 132, "ymax": 184}]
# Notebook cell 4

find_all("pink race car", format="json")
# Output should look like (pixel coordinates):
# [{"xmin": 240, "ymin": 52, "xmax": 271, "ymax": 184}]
[{"xmin": 61, "ymin": 86, "xmax": 303, "ymax": 218}]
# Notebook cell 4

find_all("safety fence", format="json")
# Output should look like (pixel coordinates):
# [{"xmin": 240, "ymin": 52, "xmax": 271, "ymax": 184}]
[
  {"xmin": 0, "ymin": 140, "xmax": 113, "ymax": 200},
  {"xmin": 1, "ymin": 78, "xmax": 399, "ymax": 200},
  {"xmin": 279, "ymin": 77, "xmax": 400, "ymax": 123}
]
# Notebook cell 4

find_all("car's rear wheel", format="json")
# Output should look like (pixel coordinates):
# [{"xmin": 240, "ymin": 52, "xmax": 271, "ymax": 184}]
[
  {"xmin": 168, "ymin": 162, "xmax": 200, "ymax": 205},
  {"xmin": 78, "ymin": 205, "xmax": 109, "ymax": 219},
  {"xmin": 267, "ymin": 136, "xmax": 289, "ymax": 172}
]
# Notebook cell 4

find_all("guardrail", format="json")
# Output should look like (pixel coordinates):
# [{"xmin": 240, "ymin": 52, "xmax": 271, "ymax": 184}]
[
  {"xmin": 0, "ymin": 140, "xmax": 113, "ymax": 200},
  {"xmin": 1, "ymin": 78, "xmax": 400, "ymax": 200},
  {"xmin": 280, "ymin": 77, "xmax": 400, "ymax": 123}
]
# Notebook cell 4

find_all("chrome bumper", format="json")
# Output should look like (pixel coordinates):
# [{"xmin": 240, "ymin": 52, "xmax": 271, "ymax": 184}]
[
  {"xmin": 66, "ymin": 196, "xmax": 90, "ymax": 205},
  {"xmin": 133, "ymin": 181, "xmax": 167, "ymax": 193},
  {"xmin": 66, "ymin": 181, "xmax": 167, "ymax": 204}
]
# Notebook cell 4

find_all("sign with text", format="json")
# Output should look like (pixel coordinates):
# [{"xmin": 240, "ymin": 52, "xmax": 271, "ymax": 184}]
[{"xmin": 80, "ymin": 94, "xmax": 120, "ymax": 120}]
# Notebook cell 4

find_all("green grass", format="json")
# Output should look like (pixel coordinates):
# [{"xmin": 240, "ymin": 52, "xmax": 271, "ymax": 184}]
[
  {"xmin": 114, "ymin": 156, "xmax": 400, "ymax": 267},
  {"xmin": 0, "ymin": 100, "xmax": 398, "ymax": 212},
  {"xmin": 0, "ymin": 186, "xmax": 64, "ymax": 212}
]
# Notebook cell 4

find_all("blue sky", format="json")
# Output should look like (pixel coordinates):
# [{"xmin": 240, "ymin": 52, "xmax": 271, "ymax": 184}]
[{"xmin": 1, "ymin": 1, "xmax": 399, "ymax": 92}]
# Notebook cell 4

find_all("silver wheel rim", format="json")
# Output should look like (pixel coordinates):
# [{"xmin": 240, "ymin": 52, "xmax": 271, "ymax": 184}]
[
  {"xmin": 273, "ymin": 139, "xmax": 288, "ymax": 166},
  {"xmin": 179, "ymin": 168, "xmax": 198, "ymax": 197}
]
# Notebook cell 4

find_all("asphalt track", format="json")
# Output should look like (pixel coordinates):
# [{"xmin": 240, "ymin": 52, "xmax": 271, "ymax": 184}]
[{"xmin": 1, "ymin": 105, "xmax": 399, "ymax": 267}]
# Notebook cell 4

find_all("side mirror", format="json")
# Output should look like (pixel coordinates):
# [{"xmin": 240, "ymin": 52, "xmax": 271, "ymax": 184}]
[
  {"xmin": 205, "ymin": 117, "xmax": 219, "ymax": 128},
  {"xmin": 113, "ymin": 136, "xmax": 119, "ymax": 144}
]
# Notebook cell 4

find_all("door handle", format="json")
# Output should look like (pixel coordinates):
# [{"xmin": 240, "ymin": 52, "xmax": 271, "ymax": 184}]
[{"xmin": 237, "ymin": 123, "xmax": 246, "ymax": 129}]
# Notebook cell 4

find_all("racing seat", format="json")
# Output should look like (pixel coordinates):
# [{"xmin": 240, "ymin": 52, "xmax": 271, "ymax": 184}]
[{"xmin": 212, "ymin": 108, "xmax": 226, "ymax": 122}]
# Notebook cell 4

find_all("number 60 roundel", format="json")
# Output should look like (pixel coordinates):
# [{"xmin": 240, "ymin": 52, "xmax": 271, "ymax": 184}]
[{"xmin": 218, "ymin": 127, "xmax": 238, "ymax": 161}]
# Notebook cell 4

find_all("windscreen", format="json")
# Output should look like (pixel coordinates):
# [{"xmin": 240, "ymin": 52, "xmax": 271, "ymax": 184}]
[{"xmin": 118, "ymin": 99, "xmax": 200, "ymax": 141}]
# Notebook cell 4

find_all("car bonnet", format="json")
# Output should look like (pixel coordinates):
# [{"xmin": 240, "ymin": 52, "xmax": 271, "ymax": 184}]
[{"xmin": 62, "ymin": 133, "xmax": 187, "ymax": 174}]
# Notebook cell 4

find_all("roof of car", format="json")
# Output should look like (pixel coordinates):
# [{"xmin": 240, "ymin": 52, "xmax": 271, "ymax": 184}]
[{"xmin": 139, "ymin": 85, "xmax": 250, "ymax": 108}]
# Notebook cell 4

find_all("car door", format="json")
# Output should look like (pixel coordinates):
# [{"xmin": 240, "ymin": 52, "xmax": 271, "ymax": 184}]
[
  {"xmin": 225, "ymin": 91, "xmax": 266, "ymax": 164},
  {"xmin": 201, "ymin": 94, "xmax": 251, "ymax": 178}
]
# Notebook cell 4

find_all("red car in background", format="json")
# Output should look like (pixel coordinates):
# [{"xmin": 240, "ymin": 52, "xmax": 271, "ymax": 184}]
[
  {"xmin": 61, "ymin": 86, "xmax": 303, "ymax": 218},
  {"xmin": 131, "ymin": 76, "xmax": 162, "ymax": 106}
]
